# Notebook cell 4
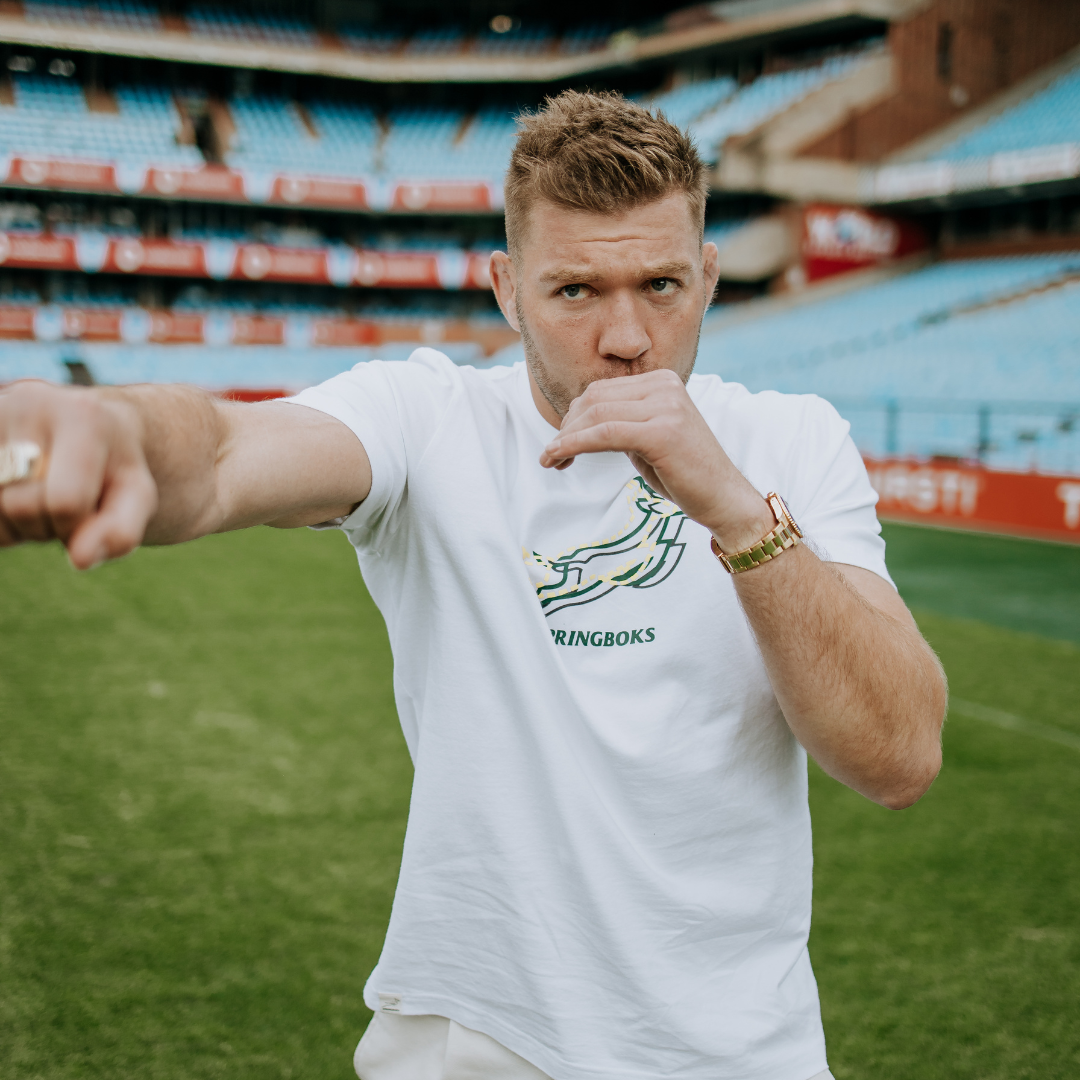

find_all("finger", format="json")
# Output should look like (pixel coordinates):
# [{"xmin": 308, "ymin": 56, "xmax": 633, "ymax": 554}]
[
  {"xmin": 557, "ymin": 399, "xmax": 656, "ymax": 439},
  {"xmin": 0, "ymin": 478, "xmax": 57, "ymax": 542},
  {"xmin": 568, "ymin": 368, "xmax": 683, "ymax": 410},
  {"xmin": 66, "ymin": 464, "xmax": 157, "ymax": 570},
  {"xmin": 548, "ymin": 400, "xmax": 659, "ymax": 467},
  {"xmin": 541, "ymin": 420, "xmax": 655, "ymax": 467},
  {"xmin": 44, "ymin": 422, "xmax": 110, "ymax": 543}
]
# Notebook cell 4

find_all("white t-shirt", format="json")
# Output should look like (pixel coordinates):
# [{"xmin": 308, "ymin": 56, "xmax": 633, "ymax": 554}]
[{"xmin": 287, "ymin": 348, "xmax": 891, "ymax": 1080}]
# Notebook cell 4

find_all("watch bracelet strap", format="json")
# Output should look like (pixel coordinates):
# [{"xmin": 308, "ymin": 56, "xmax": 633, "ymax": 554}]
[{"xmin": 710, "ymin": 521, "xmax": 800, "ymax": 574}]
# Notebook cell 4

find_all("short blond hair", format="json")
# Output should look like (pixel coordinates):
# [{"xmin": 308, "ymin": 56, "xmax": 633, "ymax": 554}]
[{"xmin": 504, "ymin": 89, "xmax": 709, "ymax": 257}]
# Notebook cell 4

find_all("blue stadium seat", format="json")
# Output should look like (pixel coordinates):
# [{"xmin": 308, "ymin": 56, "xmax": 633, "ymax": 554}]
[{"xmin": 932, "ymin": 63, "xmax": 1080, "ymax": 161}]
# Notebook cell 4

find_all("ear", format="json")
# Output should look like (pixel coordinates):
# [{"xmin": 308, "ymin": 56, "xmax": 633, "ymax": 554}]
[
  {"xmin": 701, "ymin": 242, "xmax": 720, "ymax": 311},
  {"xmin": 489, "ymin": 251, "xmax": 521, "ymax": 332}
]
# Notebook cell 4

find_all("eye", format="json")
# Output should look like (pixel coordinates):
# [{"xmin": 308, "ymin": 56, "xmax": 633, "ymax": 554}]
[
  {"xmin": 649, "ymin": 278, "xmax": 675, "ymax": 293},
  {"xmin": 560, "ymin": 283, "xmax": 588, "ymax": 299}
]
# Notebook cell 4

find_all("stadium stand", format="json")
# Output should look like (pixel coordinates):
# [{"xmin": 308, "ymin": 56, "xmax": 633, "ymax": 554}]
[
  {"xmin": 403, "ymin": 28, "xmax": 467, "ymax": 56},
  {"xmin": 696, "ymin": 255, "xmax": 1080, "ymax": 472},
  {"xmin": 0, "ymin": 74, "xmax": 202, "ymax": 167},
  {"xmin": 0, "ymin": 0, "xmax": 1075, "ymax": 494},
  {"xmin": 688, "ymin": 51, "xmax": 873, "ymax": 161},
  {"xmin": 336, "ymin": 26, "xmax": 403, "ymax": 55},
  {"xmin": 556, "ymin": 23, "xmax": 613, "ymax": 55},
  {"xmin": 648, "ymin": 76, "xmax": 737, "ymax": 130},
  {"xmin": 23, "ymin": 0, "xmax": 161, "ymax": 32},
  {"xmin": 472, "ymin": 24, "xmax": 555, "ymax": 57},
  {"xmin": 185, "ymin": 6, "xmax": 318, "ymax": 48},
  {"xmin": 218, "ymin": 55, "xmax": 869, "ymax": 185},
  {"xmin": 929, "ymin": 63, "xmax": 1080, "ymax": 162},
  {"xmin": 225, "ymin": 98, "xmax": 518, "ymax": 184}
]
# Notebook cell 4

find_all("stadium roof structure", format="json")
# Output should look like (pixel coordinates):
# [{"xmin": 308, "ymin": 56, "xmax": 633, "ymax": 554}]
[{"xmin": 0, "ymin": 0, "xmax": 923, "ymax": 82}]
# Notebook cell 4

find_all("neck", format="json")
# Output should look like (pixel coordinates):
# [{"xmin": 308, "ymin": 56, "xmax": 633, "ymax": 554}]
[{"xmin": 527, "ymin": 366, "xmax": 563, "ymax": 431}]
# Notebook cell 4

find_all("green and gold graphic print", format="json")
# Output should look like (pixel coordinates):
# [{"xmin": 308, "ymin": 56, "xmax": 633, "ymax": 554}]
[{"xmin": 524, "ymin": 478, "xmax": 688, "ymax": 615}]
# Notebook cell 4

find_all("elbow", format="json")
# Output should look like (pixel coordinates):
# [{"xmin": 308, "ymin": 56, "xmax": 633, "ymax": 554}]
[
  {"xmin": 877, "ymin": 738, "xmax": 942, "ymax": 811},
  {"xmin": 879, "ymin": 658, "xmax": 947, "ymax": 810}
]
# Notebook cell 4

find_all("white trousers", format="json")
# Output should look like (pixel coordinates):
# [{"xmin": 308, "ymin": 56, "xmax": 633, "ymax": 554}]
[{"xmin": 354, "ymin": 1012, "xmax": 836, "ymax": 1080}]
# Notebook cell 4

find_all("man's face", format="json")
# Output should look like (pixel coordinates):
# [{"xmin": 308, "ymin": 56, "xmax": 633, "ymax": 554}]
[{"xmin": 490, "ymin": 193, "xmax": 720, "ymax": 425}]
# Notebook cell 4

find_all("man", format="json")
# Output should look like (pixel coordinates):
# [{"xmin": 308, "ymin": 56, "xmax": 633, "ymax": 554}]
[{"xmin": 0, "ymin": 91, "xmax": 945, "ymax": 1080}]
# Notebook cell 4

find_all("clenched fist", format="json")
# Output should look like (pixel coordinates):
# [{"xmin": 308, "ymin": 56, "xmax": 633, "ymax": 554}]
[
  {"xmin": 0, "ymin": 381, "xmax": 157, "ymax": 569},
  {"xmin": 539, "ymin": 369, "xmax": 774, "ymax": 554}
]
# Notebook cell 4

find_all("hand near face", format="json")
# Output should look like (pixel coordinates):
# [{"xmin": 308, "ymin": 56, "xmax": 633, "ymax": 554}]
[{"xmin": 539, "ymin": 370, "xmax": 774, "ymax": 554}]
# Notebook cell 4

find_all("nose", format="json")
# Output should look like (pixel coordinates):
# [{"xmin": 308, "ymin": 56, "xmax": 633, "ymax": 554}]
[{"xmin": 596, "ymin": 290, "xmax": 651, "ymax": 362}]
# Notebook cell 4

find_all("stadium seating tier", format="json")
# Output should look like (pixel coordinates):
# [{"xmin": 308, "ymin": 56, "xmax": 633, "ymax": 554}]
[
  {"xmin": 696, "ymin": 255, "xmax": 1080, "ymax": 474},
  {"xmin": 931, "ymin": 64, "xmax": 1080, "ymax": 162}
]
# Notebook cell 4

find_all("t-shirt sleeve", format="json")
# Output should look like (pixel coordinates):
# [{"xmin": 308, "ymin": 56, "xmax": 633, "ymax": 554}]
[
  {"xmin": 282, "ymin": 348, "xmax": 457, "ymax": 551},
  {"xmin": 785, "ymin": 395, "xmax": 894, "ymax": 588}
]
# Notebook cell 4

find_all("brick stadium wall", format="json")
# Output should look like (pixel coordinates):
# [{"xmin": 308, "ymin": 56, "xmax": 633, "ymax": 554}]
[{"xmin": 802, "ymin": 0, "xmax": 1080, "ymax": 163}]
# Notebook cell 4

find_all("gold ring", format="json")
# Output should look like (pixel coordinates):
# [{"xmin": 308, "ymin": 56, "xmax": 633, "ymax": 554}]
[{"xmin": 0, "ymin": 441, "xmax": 43, "ymax": 487}]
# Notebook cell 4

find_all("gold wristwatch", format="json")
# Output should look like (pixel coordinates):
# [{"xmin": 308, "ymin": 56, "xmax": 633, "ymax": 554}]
[{"xmin": 710, "ymin": 492, "xmax": 803, "ymax": 574}]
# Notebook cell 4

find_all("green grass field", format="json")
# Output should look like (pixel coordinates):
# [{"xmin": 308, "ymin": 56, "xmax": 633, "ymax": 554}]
[{"xmin": 1, "ymin": 522, "xmax": 1078, "ymax": 1079}]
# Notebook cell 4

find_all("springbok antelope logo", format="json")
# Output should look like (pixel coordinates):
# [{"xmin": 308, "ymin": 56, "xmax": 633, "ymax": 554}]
[{"xmin": 524, "ymin": 478, "xmax": 688, "ymax": 615}]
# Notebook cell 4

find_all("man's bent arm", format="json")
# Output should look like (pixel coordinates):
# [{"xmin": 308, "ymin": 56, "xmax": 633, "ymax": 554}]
[
  {"xmin": 732, "ymin": 545, "xmax": 944, "ymax": 810},
  {"xmin": 541, "ymin": 369, "xmax": 946, "ymax": 811},
  {"xmin": 0, "ymin": 380, "xmax": 371, "ymax": 568}
]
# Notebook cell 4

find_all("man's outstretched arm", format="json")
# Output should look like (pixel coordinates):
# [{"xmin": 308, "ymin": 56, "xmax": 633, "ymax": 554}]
[
  {"xmin": 541, "ymin": 369, "xmax": 947, "ymax": 811},
  {"xmin": 0, "ymin": 380, "xmax": 371, "ymax": 569}
]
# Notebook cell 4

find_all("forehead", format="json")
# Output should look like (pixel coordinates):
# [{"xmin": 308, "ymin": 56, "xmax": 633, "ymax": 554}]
[{"xmin": 519, "ymin": 193, "xmax": 700, "ymax": 276}]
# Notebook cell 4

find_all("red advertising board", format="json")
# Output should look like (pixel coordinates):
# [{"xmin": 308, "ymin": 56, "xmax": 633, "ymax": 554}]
[
  {"xmin": 143, "ymin": 166, "xmax": 247, "ymax": 201},
  {"xmin": 0, "ymin": 231, "xmax": 494, "ymax": 289},
  {"xmin": 271, "ymin": 176, "xmax": 368, "ymax": 209},
  {"xmin": 0, "ymin": 304, "xmax": 517, "ymax": 354},
  {"xmin": 391, "ymin": 182, "xmax": 494, "ymax": 212},
  {"xmin": 105, "ymin": 237, "xmax": 207, "ymax": 276},
  {"xmin": 0, "ymin": 306, "xmax": 35, "ymax": 338},
  {"xmin": 2, "ymin": 155, "xmax": 499, "ymax": 213},
  {"xmin": 866, "ymin": 457, "xmax": 1080, "ymax": 544},
  {"xmin": 802, "ymin": 205, "xmax": 927, "ymax": 283},
  {"xmin": 7, "ymin": 156, "xmax": 119, "ymax": 192},
  {"xmin": 0, "ymin": 232, "xmax": 78, "ymax": 269}
]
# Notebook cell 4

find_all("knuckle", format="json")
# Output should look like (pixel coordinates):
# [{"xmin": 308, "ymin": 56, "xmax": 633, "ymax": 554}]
[{"xmin": 67, "ymin": 393, "xmax": 105, "ymax": 432}]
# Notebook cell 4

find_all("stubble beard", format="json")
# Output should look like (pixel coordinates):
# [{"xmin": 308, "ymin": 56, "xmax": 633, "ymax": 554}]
[
  {"xmin": 517, "ymin": 299, "xmax": 575, "ymax": 420},
  {"xmin": 516, "ymin": 296, "xmax": 703, "ymax": 422}
]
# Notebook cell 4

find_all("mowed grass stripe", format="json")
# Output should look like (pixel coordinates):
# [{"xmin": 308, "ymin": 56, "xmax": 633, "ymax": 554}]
[{"xmin": 949, "ymin": 697, "xmax": 1080, "ymax": 753}]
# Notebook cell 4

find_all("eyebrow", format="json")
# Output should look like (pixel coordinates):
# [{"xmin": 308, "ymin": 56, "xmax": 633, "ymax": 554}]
[{"xmin": 539, "ymin": 260, "xmax": 694, "ymax": 285}]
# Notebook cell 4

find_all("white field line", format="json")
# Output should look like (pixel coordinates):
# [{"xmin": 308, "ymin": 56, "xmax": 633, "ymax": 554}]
[{"xmin": 949, "ymin": 698, "xmax": 1080, "ymax": 753}]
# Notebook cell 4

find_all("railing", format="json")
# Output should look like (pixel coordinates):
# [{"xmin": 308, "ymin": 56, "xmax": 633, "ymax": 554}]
[{"xmin": 829, "ymin": 398, "xmax": 1080, "ymax": 477}]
